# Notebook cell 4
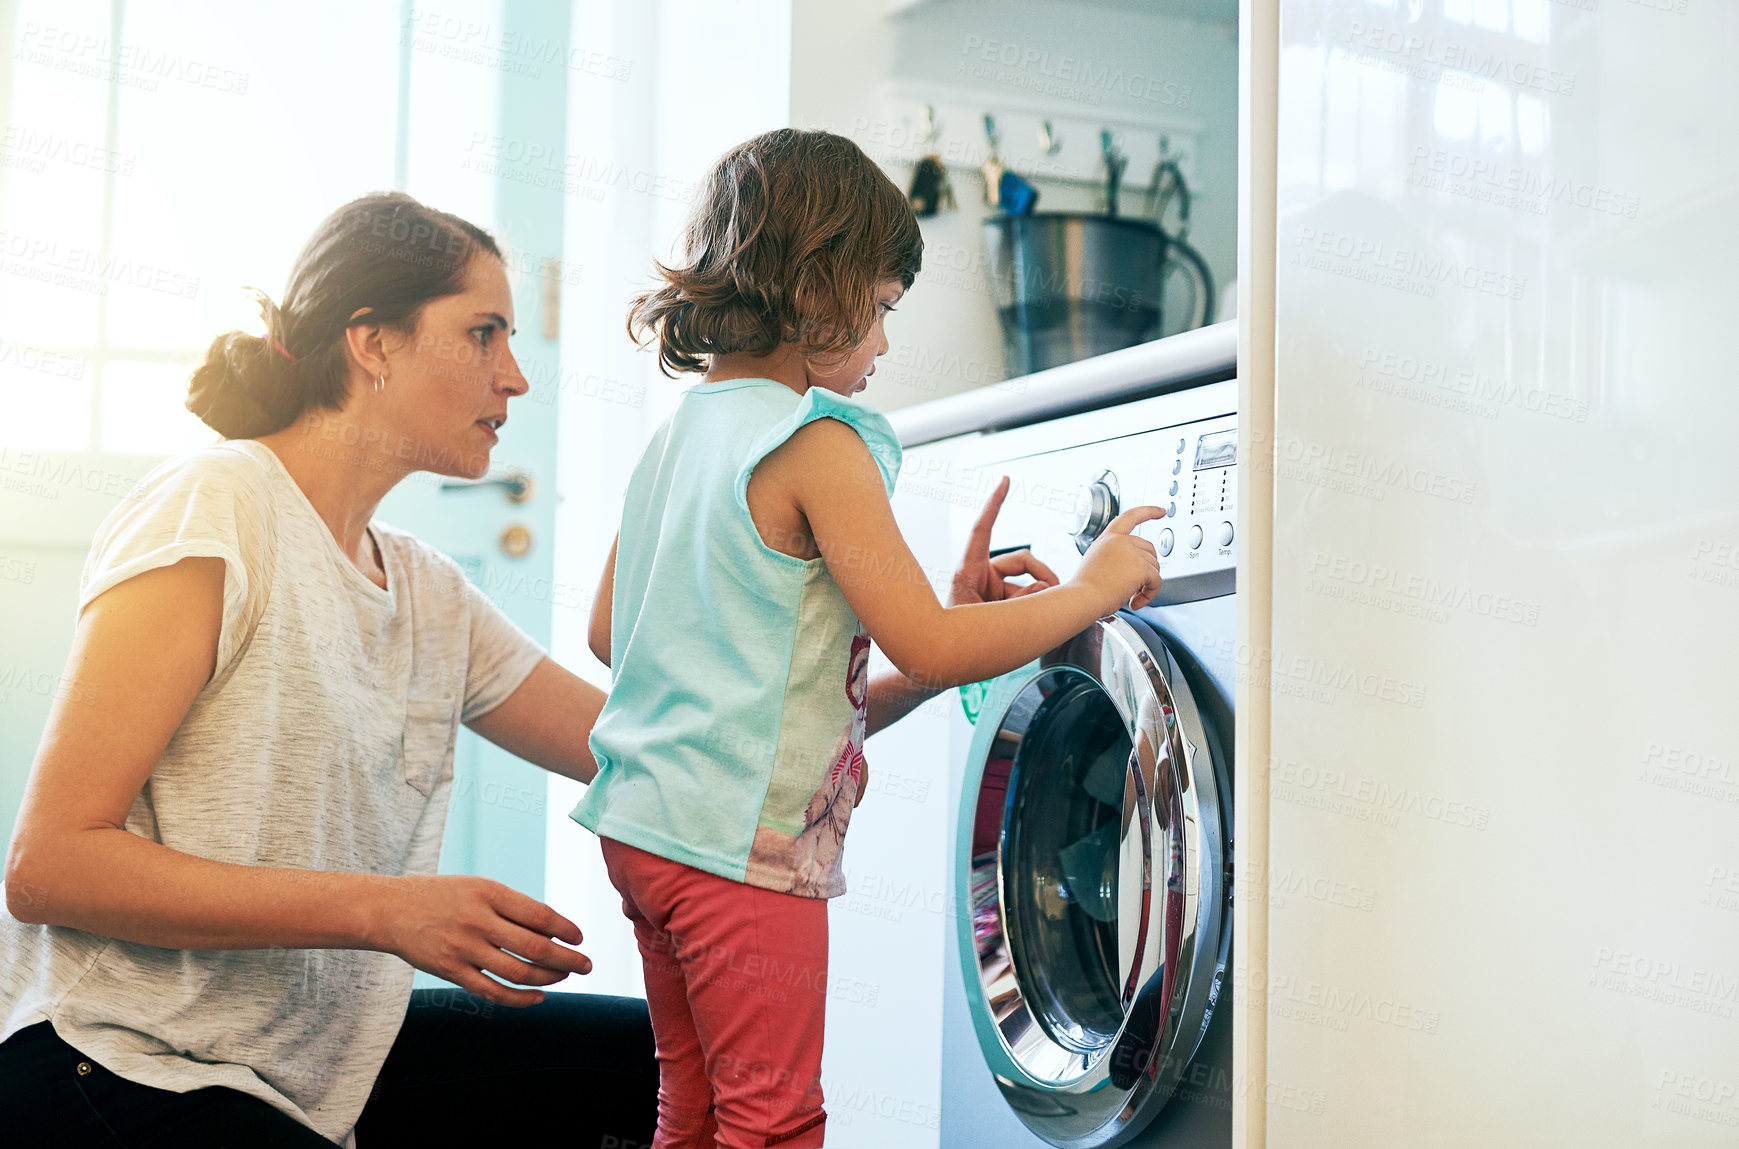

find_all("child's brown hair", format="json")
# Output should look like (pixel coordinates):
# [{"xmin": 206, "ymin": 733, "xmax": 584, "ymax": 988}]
[{"xmin": 628, "ymin": 129, "xmax": 923, "ymax": 377}]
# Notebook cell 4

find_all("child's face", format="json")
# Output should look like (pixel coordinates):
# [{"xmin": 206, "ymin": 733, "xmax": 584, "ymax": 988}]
[{"xmin": 807, "ymin": 280, "xmax": 906, "ymax": 398}]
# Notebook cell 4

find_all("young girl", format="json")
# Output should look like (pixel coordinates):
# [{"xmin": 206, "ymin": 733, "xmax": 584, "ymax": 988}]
[{"xmin": 574, "ymin": 128, "xmax": 1164, "ymax": 1149}]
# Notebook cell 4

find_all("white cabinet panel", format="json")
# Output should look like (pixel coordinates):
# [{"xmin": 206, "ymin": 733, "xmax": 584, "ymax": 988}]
[{"xmin": 1270, "ymin": 1, "xmax": 1739, "ymax": 1144}]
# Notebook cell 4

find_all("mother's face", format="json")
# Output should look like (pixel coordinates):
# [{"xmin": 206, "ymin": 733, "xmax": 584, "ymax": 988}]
[{"xmin": 381, "ymin": 256, "xmax": 527, "ymax": 480}]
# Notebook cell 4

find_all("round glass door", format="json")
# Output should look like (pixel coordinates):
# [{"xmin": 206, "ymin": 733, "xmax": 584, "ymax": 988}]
[{"xmin": 955, "ymin": 614, "xmax": 1229, "ymax": 1149}]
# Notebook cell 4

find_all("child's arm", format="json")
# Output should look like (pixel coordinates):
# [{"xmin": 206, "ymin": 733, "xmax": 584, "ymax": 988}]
[
  {"xmin": 864, "ymin": 477, "xmax": 1059, "ymax": 735},
  {"xmin": 588, "ymin": 532, "xmax": 617, "ymax": 667},
  {"xmin": 791, "ymin": 420, "xmax": 1162, "ymax": 690}
]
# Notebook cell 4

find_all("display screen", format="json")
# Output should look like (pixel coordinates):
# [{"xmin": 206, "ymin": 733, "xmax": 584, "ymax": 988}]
[{"xmin": 1194, "ymin": 428, "xmax": 1237, "ymax": 470}]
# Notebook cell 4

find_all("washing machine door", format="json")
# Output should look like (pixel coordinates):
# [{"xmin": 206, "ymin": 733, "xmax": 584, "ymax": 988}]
[{"xmin": 955, "ymin": 612, "xmax": 1230, "ymax": 1149}]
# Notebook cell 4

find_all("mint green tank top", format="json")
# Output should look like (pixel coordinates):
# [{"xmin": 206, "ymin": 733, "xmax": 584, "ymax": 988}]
[{"xmin": 572, "ymin": 378, "xmax": 902, "ymax": 899}]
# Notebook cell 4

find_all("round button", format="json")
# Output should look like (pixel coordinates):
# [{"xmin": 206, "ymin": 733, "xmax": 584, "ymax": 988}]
[
  {"xmin": 1218, "ymin": 521, "xmax": 1234, "ymax": 546},
  {"xmin": 1176, "ymin": 438, "xmax": 1186, "ymax": 454},
  {"xmin": 1167, "ymin": 501, "xmax": 1176, "ymax": 518},
  {"xmin": 1171, "ymin": 459, "xmax": 1183, "ymax": 475},
  {"xmin": 77, "ymin": 1061, "xmax": 93, "ymax": 1076},
  {"xmin": 1168, "ymin": 480, "xmax": 1179, "ymax": 496},
  {"xmin": 1188, "ymin": 524, "xmax": 1204, "ymax": 551},
  {"xmin": 1158, "ymin": 528, "xmax": 1174, "ymax": 556}
]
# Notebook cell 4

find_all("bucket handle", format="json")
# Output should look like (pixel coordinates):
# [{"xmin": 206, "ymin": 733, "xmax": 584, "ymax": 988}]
[{"xmin": 1161, "ymin": 237, "xmax": 1215, "ymax": 334}]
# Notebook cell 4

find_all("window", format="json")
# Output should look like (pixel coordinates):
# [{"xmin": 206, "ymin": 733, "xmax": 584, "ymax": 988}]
[{"xmin": 0, "ymin": 0, "xmax": 404, "ymax": 455}]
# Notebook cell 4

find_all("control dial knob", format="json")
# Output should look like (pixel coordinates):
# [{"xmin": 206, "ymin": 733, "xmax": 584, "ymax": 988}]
[{"xmin": 1069, "ymin": 470, "xmax": 1120, "ymax": 555}]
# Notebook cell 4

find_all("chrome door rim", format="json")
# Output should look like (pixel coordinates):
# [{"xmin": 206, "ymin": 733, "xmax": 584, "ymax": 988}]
[{"xmin": 955, "ymin": 613, "xmax": 1229, "ymax": 1149}]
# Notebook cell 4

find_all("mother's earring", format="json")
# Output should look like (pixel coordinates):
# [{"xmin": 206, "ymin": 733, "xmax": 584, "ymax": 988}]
[{"xmin": 374, "ymin": 375, "xmax": 386, "ymax": 393}]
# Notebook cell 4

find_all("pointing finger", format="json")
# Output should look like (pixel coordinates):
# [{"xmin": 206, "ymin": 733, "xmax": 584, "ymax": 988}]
[
  {"xmin": 1105, "ymin": 505, "xmax": 1166, "ymax": 535},
  {"xmin": 966, "ymin": 476, "xmax": 1012, "ymax": 554}
]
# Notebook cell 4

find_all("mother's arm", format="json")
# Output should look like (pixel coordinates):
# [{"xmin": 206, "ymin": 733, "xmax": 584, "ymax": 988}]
[
  {"xmin": 3, "ymin": 557, "xmax": 588, "ymax": 1006},
  {"xmin": 465, "ymin": 658, "xmax": 605, "ymax": 785},
  {"xmin": 465, "ymin": 530, "xmax": 615, "ymax": 784}
]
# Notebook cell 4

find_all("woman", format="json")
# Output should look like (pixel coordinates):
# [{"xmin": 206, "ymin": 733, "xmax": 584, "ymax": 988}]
[
  {"xmin": 0, "ymin": 190, "xmax": 1050, "ymax": 1148},
  {"xmin": 0, "ymin": 193, "xmax": 658, "ymax": 1148}
]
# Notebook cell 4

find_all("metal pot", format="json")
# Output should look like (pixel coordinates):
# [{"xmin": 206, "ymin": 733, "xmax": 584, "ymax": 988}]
[{"xmin": 984, "ymin": 212, "xmax": 1215, "ymax": 378}]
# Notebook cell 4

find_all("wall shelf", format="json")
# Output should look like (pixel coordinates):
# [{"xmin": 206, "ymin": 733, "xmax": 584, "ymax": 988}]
[{"xmin": 869, "ymin": 78, "xmax": 1205, "ymax": 202}]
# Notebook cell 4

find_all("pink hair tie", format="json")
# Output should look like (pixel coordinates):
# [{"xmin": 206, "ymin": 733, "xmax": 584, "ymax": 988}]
[{"xmin": 266, "ymin": 333, "xmax": 298, "ymax": 363}]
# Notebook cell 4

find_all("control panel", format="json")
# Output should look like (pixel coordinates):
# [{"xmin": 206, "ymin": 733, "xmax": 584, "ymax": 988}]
[
  {"xmin": 1066, "ymin": 414, "xmax": 1238, "ymax": 597},
  {"xmin": 955, "ymin": 388, "xmax": 1238, "ymax": 607}
]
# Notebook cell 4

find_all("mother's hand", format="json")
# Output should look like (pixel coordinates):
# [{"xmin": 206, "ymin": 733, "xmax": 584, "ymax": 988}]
[
  {"xmin": 371, "ymin": 875, "xmax": 592, "ymax": 1008},
  {"xmin": 948, "ymin": 476, "xmax": 1059, "ymax": 606}
]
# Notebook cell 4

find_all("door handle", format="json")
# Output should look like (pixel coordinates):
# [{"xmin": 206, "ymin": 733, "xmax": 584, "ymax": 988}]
[{"xmin": 438, "ymin": 468, "xmax": 533, "ymax": 504}]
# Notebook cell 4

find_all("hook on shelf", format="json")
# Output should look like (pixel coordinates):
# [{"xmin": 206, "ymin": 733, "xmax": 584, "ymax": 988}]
[
  {"xmin": 907, "ymin": 104, "xmax": 955, "ymax": 217},
  {"xmin": 1100, "ymin": 129, "xmax": 1129, "ymax": 217},
  {"xmin": 981, "ymin": 113, "xmax": 1005, "ymax": 208},
  {"xmin": 918, "ymin": 104, "xmax": 941, "ymax": 149},
  {"xmin": 1145, "ymin": 136, "xmax": 1192, "ymax": 240}
]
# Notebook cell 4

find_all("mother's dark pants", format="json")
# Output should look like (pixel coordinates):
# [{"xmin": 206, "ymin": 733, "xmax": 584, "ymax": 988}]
[{"xmin": 0, "ymin": 988, "xmax": 658, "ymax": 1148}]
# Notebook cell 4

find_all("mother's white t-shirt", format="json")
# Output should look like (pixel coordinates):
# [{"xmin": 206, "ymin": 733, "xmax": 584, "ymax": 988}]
[{"xmin": 0, "ymin": 438, "xmax": 547, "ymax": 1146}]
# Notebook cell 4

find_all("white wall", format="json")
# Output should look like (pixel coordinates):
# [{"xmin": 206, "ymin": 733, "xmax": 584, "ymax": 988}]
[
  {"xmin": 791, "ymin": 0, "xmax": 1238, "ymax": 411},
  {"xmin": 1264, "ymin": 1, "xmax": 1739, "ymax": 1143}
]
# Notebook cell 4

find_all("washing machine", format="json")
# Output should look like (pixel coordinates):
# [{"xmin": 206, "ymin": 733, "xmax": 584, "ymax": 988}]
[{"xmin": 886, "ymin": 333, "xmax": 1238, "ymax": 1149}]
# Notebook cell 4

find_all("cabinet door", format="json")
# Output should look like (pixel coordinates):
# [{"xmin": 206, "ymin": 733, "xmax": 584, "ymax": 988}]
[{"xmin": 1265, "ymin": 2, "xmax": 1739, "ymax": 1145}]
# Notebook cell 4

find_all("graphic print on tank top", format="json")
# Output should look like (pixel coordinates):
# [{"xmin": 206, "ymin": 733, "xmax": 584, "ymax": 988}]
[{"xmin": 746, "ymin": 632, "xmax": 872, "ymax": 897}]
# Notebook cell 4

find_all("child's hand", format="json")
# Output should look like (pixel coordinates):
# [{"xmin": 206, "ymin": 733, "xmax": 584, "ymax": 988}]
[
  {"xmin": 947, "ymin": 476, "xmax": 1059, "ymax": 606},
  {"xmin": 1072, "ymin": 506, "xmax": 1165, "ymax": 613},
  {"xmin": 795, "ymin": 421, "xmax": 1158, "ymax": 687}
]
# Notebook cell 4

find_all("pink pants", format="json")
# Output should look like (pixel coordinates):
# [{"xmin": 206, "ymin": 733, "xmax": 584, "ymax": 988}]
[{"xmin": 600, "ymin": 837, "xmax": 830, "ymax": 1149}]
